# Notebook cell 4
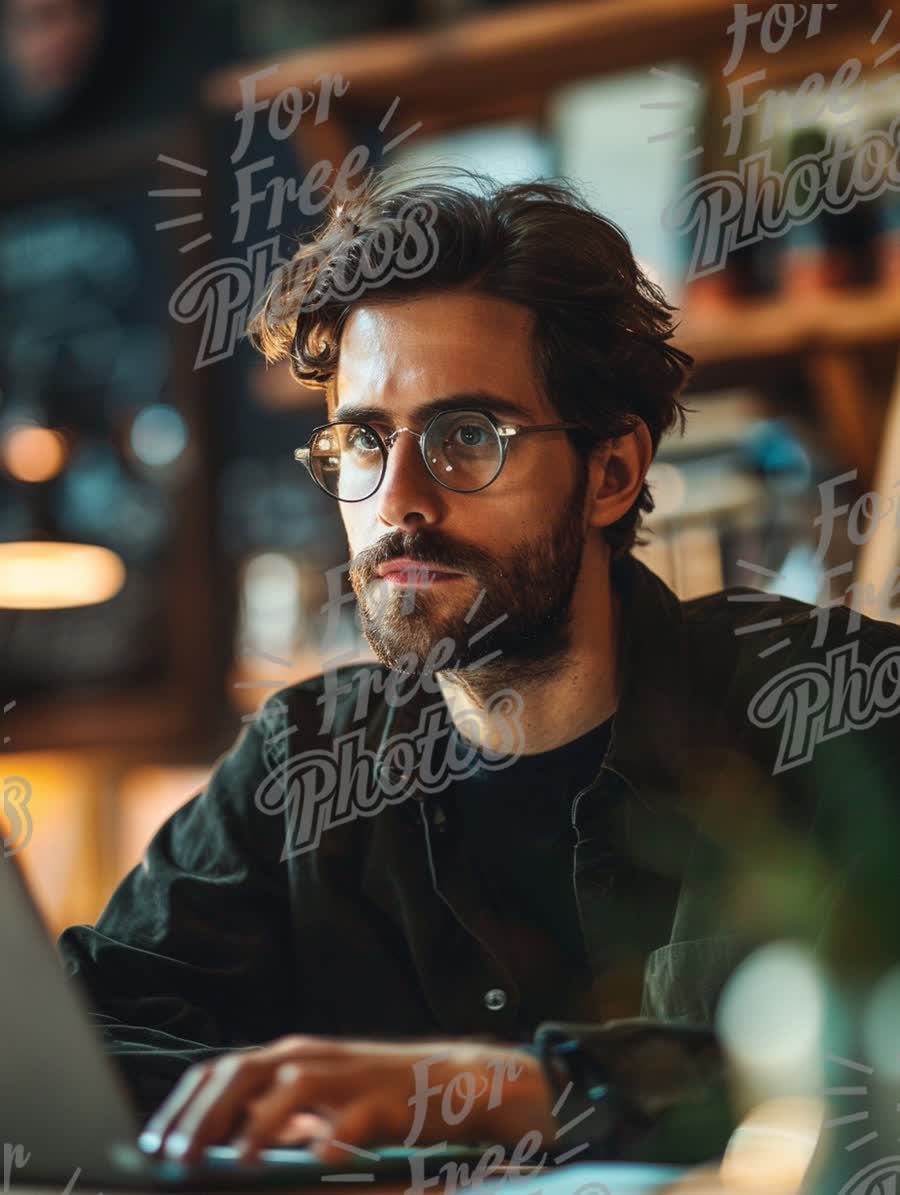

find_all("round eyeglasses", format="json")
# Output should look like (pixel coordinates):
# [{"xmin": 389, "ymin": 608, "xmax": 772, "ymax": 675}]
[{"xmin": 293, "ymin": 409, "xmax": 583, "ymax": 502}]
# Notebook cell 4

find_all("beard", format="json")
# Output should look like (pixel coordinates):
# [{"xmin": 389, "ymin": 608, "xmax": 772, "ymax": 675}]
[{"xmin": 347, "ymin": 468, "xmax": 589, "ymax": 687}]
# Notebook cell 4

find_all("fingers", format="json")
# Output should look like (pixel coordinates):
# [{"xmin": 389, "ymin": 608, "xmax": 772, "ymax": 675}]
[
  {"xmin": 272, "ymin": 1111, "xmax": 332, "ymax": 1145},
  {"xmin": 136, "ymin": 1036, "xmax": 495, "ymax": 1167},
  {"xmin": 139, "ymin": 1053, "xmax": 276, "ymax": 1165},
  {"xmin": 137, "ymin": 1064, "xmax": 212, "ymax": 1157},
  {"xmin": 232, "ymin": 1062, "xmax": 349, "ymax": 1162},
  {"xmin": 313, "ymin": 1099, "xmax": 383, "ymax": 1165},
  {"xmin": 137, "ymin": 1038, "xmax": 338, "ymax": 1163}
]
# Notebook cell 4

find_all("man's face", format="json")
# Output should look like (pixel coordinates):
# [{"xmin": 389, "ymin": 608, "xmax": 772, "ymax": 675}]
[{"xmin": 333, "ymin": 291, "xmax": 591, "ymax": 677}]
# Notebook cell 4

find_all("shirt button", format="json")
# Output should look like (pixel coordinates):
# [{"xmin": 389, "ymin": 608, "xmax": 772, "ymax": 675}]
[{"xmin": 483, "ymin": 987, "xmax": 507, "ymax": 1012}]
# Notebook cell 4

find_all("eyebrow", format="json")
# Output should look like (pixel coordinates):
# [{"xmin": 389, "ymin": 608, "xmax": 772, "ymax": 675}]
[{"xmin": 330, "ymin": 391, "xmax": 535, "ymax": 426}]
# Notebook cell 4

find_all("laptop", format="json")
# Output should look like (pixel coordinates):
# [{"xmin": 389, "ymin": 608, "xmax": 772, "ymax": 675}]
[{"xmin": 0, "ymin": 851, "xmax": 687, "ymax": 1192}]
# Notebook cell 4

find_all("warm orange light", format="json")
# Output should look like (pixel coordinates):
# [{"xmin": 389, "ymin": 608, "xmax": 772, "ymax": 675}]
[
  {"xmin": 1, "ymin": 425, "xmax": 67, "ymax": 482},
  {"xmin": 2, "ymin": 748, "xmax": 110, "ymax": 933},
  {"xmin": 0, "ymin": 541, "xmax": 126, "ymax": 609},
  {"xmin": 116, "ymin": 764, "xmax": 213, "ymax": 882},
  {"xmin": 720, "ymin": 1097, "xmax": 825, "ymax": 1194}
]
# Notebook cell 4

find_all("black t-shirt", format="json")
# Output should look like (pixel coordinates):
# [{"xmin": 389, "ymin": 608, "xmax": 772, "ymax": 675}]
[{"xmin": 442, "ymin": 716, "xmax": 614, "ymax": 1022}]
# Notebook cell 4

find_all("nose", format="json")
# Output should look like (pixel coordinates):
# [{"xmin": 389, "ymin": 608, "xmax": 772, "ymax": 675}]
[{"xmin": 375, "ymin": 428, "xmax": 445, "ymax": 529}]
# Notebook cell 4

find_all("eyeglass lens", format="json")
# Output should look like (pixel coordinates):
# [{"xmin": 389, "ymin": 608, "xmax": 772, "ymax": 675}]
[{"xmin": 308, "ymin": 411, "xmax": 503, "ymax": 499}]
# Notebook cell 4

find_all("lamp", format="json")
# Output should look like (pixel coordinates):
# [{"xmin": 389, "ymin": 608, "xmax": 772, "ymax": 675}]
[
  {"xmin": 0, "ymin": 541, "xmax": 125, "ymax": 610},
  {"xmin": 0, "ymin": 420, "xmax": 126, "ymax": 610}
]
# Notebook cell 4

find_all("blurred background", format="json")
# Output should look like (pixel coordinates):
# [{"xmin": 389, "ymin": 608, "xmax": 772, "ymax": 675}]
[
  {"xmin": 2, "ymin": 3, "xmax": 900, "ymax": 1189},
  {"xmin": 0, "ymin": 0, "xmax": 898, "ymax": 943}
]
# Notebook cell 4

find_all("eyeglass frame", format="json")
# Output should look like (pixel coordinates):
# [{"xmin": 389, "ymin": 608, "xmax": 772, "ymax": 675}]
[{"xmin": 292, "ymin": 408, "xmax": 585, "ymax": 501}]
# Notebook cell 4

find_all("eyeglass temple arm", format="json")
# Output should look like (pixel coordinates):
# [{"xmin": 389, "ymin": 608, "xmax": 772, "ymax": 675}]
[{"xmin": 498, "ymin": 422, "xmax": 583, "ymax": 437}]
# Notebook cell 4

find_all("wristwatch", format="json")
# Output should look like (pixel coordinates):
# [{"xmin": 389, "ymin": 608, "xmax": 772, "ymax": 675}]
[
  {"xmin": 532, "ymin": 1026, "xmax": 620, "ymax": 1158},
  {"xmin": 532, "ymin": 1018, "xmax": 733, "ymax": 1164}
]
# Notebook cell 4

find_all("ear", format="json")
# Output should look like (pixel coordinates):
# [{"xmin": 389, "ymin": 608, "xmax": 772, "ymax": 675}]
[{"xmin": 585, "ymin": 418, "xmax": 653, "ymax": 531}]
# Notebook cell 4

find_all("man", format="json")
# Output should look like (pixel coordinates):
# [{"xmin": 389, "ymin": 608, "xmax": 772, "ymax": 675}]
[{"xmin": 58, "ymin": 169, "xmax": 900, "ymax": 1170}]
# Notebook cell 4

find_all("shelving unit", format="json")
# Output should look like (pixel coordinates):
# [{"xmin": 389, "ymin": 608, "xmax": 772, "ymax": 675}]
[{"xmin": 0, "ymin": 119, "xmax": 223, "ymax": 754}]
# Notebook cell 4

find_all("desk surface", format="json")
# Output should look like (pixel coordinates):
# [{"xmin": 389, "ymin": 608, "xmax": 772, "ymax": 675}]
[{"xmin": 9, "ymin": 1160, "xmax": 726, "ymax": 1195}]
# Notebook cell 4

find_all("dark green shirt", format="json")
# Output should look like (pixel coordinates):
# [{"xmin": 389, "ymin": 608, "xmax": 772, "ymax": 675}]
[
  {"xmin": 444, "ymin": 718, "xmax": 613, "ymax": 1018},
  {"xmin": 54, "ymin": 555, "xmax": 900, "ymax": 1165}
]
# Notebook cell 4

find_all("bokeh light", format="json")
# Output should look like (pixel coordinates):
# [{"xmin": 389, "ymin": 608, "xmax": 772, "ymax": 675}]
[
  {"xmin": 129, "ymin": 404, "xmax": 188, "ymax": 469},
  {"xmin": 861, "ymin": 965, "xmax": 900, "ymax": 1080},
  {"xmin": 1, "ymin": 423, "xmax": 67, "ymax": 482},
  {"xmin": 0, "ymin": 541, "xmax": 126, "ymax": 609},
  {"xmin": 717, "ymin": 941, "xmax": 826, "ymax": 1096}
]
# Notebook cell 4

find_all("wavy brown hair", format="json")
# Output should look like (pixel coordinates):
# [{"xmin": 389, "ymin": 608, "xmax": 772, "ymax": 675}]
[{"xmin": 246, "ymin": 167, "xmax": 692, "ymax": 558}]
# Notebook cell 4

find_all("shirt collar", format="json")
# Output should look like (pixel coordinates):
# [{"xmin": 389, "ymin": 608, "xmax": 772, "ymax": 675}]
[{"xmin": 602, "ymin": 553, "xmax": 691, "ymax": 806}]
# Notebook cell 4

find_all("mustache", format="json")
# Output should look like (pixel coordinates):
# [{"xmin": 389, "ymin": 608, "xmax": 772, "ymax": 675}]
[{"xmin": 350, "ymin": 532, "xmax": 496, "ymax": 581}]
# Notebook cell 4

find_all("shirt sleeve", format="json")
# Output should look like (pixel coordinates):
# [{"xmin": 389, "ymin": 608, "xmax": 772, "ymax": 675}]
[{"xmin": 56, "ymin": 704, "xmax": 297, "ymax": 1123}]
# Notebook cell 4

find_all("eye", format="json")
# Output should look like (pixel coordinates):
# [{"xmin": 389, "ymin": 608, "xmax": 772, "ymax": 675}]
[
  {"xmin": 449, "ymin": 422, "xmax": 491, "ymax": 448},
  {"xmin": 346, "ymin": 426, "xmax": 382, "ymax": 454}
]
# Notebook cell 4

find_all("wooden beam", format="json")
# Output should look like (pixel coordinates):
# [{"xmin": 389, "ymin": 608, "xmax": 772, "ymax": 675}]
[
  {"xmin": 855, "ymin": 345, "xmax": 900, "ymax": 603},
  {"xmin": 205, "ymin": 0, "xmax": 747, "ymax": 122},
  {"xmin": 807, "ymin": 348, "xmax": 880, "ymax": 489}
]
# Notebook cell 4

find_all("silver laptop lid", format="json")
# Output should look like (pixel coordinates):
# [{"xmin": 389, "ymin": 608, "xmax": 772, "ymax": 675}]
[{"xmin": 0, "ymin": 852, "xmax": 145, "ymax": 1186}]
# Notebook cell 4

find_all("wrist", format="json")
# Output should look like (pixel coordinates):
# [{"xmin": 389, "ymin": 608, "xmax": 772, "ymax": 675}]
[
  {"xmin": 457, "ymin": 1048, "xmax": 558, "ymax": 1146},
  {"xmin": 504, "ymin": 1051, "xmax": 559, "ymax": 1143}
]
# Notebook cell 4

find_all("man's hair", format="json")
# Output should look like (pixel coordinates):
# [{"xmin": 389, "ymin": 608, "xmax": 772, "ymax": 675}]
[{"xmin": 247, "ymin": 167, "xmax": 692, "ymax": 558}]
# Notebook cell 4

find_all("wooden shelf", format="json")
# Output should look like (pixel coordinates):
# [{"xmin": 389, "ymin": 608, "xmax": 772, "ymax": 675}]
[
  {"xmin": 206, "ymin": 0, "xmax": 744, "ymax": 118},
  {"xmin": 677, "ymin": 286, "xmax": 900, "ymax": 367}
]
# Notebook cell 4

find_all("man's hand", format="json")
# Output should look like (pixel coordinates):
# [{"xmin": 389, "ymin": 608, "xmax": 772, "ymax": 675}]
[{"xmin": 137, "ymin": 1036, "xmax": 558, "ymax": 1166}]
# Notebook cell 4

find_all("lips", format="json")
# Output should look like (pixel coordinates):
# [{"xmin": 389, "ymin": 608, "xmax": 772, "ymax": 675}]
[
  {"xmin": 377, "ymin": 559, "xmax": 460, "ymax": 578},
  {"xmin": 387, "ymin": 569, "xmax": 457, "ymax": 583},
  {"xmin": 376, "ymin": 559, "xmax": 463, "ymax": 585}
]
